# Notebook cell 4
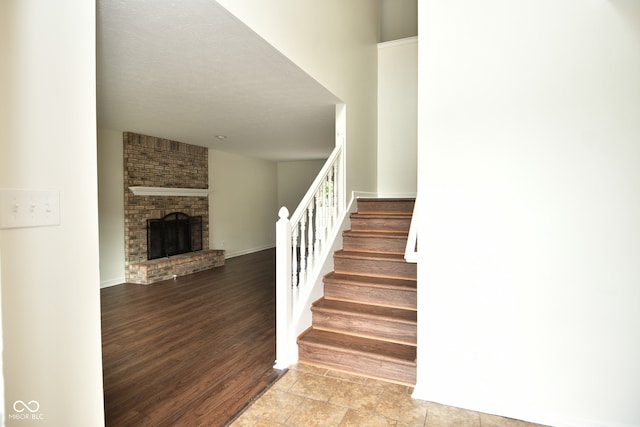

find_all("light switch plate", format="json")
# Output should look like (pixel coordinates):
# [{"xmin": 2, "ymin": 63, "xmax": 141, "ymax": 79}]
[{"xmin": 0, "ymin": 189, "xmax": 60, "ymax": 229}]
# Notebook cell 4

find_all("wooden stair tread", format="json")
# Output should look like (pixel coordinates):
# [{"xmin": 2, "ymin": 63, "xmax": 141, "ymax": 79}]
[
  {"xmin": 324, "ymin": 272, "xmax": 417, "ymax": 310},
  {"xmin": 343, "ymin": 230, "xmax": 409, "ymax": 238},
  {"xmin": 333, "ymin": 251, "xmax": 417, "ymax": 279},
  {"xmin": 334, "ymin": 250, "xmax": 408, "ymax": 262},
  {"xmin": 324, "ymin": 272, "xmax": 416, "ymax": 292},
  {"xmin": 350, "ymin": 212, "xmax": 412, "ymax": 218},
  {"xmin": 312, "ymin": 298, "xmax": 417, "ymax": 324},
  {"xmin": 359, "ymin": 198, "xmax": 415, "ymax": 202},
  {"xmin": 354, "ymin": 211, "xmax": 413, "ymax": 216},
  {"xmin": 342, "ymin": 230, "xmax": 409, "ymax": 255},
  {"xmin": 349, "ymin": 212, "xmax": 413, "ymax": 233},
  {"xmin": 356, "ymin": 198, "xmax": 415, "ymax": 215},
  {"xmin": 298, "ymin": 329, "xmax": 416, "ymax": 365}
]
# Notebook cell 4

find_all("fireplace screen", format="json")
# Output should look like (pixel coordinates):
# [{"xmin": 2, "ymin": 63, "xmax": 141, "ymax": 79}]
[{"xmin": 147, "ymin": 212, "xmax": 203, "ymax": 260}]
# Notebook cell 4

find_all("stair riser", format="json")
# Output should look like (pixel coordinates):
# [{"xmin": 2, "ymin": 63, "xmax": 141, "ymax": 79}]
[
  {"xmin": 312, "ymin": 311, "xmax": 416, "ymax": 345},
  {"xmin": 343, "ymin": 235, "xmax": 407, "ymax": 254},
  {"xmin": 334, "ymin": 257, "xmax": 417, "ymax": 280},
  {"xmin": 357, "ymin": 199, "xmax": 415, "ymax": 214},
  {"xmin": 324, "ymin": 282, "xmax": 416, "ymax": 309},
  {"xmin": 350, "ymin": 216, "xmax": 411, "ymax": 232},
  {"xmin": 298, "ymin": 344, "xmax": 416, "ymax": 385}
]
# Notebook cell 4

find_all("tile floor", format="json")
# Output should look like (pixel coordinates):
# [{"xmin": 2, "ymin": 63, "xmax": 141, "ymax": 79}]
[{"xmin": 229, "ymin": 364, "xmax": 548, "ymax": 427}]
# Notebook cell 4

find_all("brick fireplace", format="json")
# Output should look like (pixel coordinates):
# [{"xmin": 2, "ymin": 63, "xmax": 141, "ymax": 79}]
[{"xmin": 124, "ymin": 132, "xmax": 224, "ymax": 284}]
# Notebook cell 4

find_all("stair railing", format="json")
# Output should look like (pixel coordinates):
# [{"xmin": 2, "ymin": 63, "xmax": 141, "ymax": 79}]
[{"xmin": 275, "ymin": 143, "xmax": 345, "ymax": 369}]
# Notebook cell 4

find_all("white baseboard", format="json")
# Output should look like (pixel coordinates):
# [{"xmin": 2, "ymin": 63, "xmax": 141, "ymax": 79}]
[
  {"xmin": 376, "ymin": 191, "xmax": 418, "ymax": 198},
  {"xmin": 223, "ymin": 244, "xmax": 275, "ymax": 259},
  {"xmin": 100, "ymin": 277, "xmax": 126, "ymax": 288}
]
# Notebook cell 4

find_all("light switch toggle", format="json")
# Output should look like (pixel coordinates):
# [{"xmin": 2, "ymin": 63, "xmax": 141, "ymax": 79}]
[{"xmin": 0, "ymin": 189, "xmax": 61, "ymax": 229}]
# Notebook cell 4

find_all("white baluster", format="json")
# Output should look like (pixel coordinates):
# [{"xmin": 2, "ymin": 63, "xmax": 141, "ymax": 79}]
[
  {"xmin": 291, "ymin": 226, "xmax": 298, "ymax": 287},
  {"xmin": 332, "ymin": 164, "xmax": 338, "ymax": 222},
  {"xmin": 293, "ymin": 275, "xmax": 300, "ymax": 304},
  {"xmin": 307, "ymin": 204, "xmax": 314, "ymax": 272},
  {"xmin": 322, "ymin": 181, "xmax": 328, "ymax": 240},
  {"xmin": 314, "ymin": 191, "xmax": 322, "ymax": 256},
  {"xmin": 299, "ymin": 215, "xmax": 307, "ymax": 283},
  {"xmin": 327, "ymin": 170, "xmax": 335, "ymax": 229}
]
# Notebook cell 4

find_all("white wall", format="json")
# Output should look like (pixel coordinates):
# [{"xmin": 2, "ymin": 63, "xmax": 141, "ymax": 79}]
[
  {"xmin": 416, "ymin": 2, "xmax": 640, "ymax": 427},
  {"xmin": 97, "ymin": 128, "xmax": 125, "ymax": 287},
  {"xmin": 216, "ymin": 0, "xmax": 380, "ymax": 196},
  {"xmin": 377, "ymin": 37, "xmax": 417, "ymax": 196},
  {"xmin": 209, "ymin": 150, "xmax": 278, "ymax": 257},
  {"xmin": 0, "ymin": 1, "xmax": 105, "ymax": 425},
  {"xmin": 277, "ymin": 160, "xmax": 325, "ymax": 214}
]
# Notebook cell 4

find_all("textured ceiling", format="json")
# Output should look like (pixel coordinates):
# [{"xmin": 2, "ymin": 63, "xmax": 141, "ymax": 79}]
[{"xmin": 97, "ymin": 0, "xmax": 341, "ymax": 161}]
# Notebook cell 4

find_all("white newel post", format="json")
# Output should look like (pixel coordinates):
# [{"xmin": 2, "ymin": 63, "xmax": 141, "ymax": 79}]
[{"xmin": 274, "ymin": 207, "xmax": 293, "ymax": 369}]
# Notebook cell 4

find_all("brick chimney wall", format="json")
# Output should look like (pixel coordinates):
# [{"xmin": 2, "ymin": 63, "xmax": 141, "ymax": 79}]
[{"xmin": 123, "ymin": 132, "xmax": 216, "ymax": 283}]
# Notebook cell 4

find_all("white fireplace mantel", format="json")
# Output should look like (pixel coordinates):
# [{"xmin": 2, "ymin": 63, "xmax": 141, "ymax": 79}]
[{"xmin": 129, "ymin": 186, "xmax": 209, "ymax": 197}]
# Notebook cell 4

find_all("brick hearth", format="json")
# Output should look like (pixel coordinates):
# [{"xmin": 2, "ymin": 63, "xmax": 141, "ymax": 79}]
[{"xmin": 127, "ymin": 249, "xmax": 225, "ymax": 285}]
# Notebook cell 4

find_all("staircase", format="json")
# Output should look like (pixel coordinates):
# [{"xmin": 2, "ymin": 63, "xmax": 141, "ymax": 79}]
[{"xmin": 297, "ymin": 198, "xmax": 417, "ymax": 385}]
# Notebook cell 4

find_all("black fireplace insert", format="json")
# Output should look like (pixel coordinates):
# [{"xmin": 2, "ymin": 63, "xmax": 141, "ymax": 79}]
[{"xmin": 147, "ymin": 212, "xmax": 203, "ymax": 260}]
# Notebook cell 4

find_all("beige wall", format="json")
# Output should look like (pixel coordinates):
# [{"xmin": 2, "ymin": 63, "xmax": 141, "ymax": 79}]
[
  {"xmin": 377, "ymin": 37, "xmax": 417, "ymax": 196},
  {"xmin": 209, "ymin": 150, "xmax": 278, "ymax": 258},
  {"xmin": 0, "ymin": 1, "xmax": 105, "ymax": 425},
  {"xmin": 380, "ymin": 0, "xmax": 418, "ymax": 42},
  {"xmin": 277, "ymin": 160, "xmax": 325, "ymax": 215},
  {"xmin": 417, "ymin": 1, "xmax": 640, "ymax": 426},
  {"xmin": 217, "ymin": 0, "xmax": 380, "ymax": 196}
]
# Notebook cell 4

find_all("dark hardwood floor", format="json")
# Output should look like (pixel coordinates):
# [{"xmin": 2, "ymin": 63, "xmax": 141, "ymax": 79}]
[{"xmin": 101, "ymin": 249, "xmax": 283, "ymax": 427}]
